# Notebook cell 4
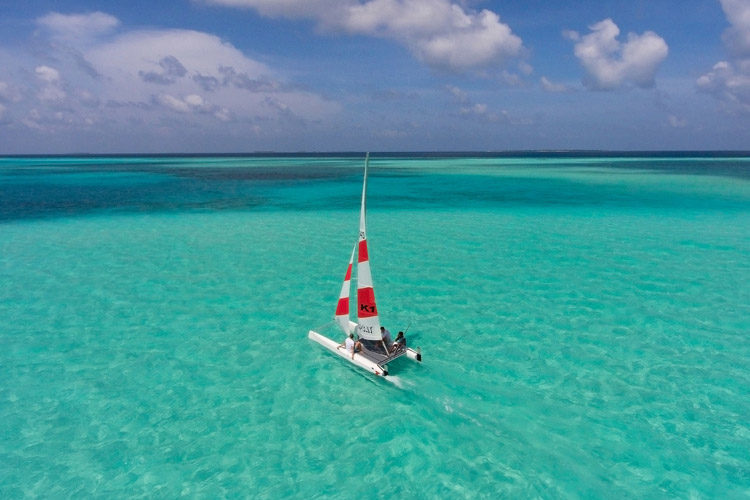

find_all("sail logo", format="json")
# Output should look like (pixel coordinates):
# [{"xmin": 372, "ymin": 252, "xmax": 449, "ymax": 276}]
[{"xmin": 357, "ymin": 287, "xmax": 377, "ymax": 318}]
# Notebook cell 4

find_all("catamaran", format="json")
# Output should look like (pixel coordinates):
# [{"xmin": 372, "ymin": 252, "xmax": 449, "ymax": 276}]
[{"xmin": 308, "ymin": 154, "xmax": 422, "ymax": 377}]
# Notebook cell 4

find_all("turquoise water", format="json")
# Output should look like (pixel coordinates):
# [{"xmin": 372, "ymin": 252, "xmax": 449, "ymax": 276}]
[{"xmin": 1, "ymin": 154, "xmax": 749, "ymax": 498}]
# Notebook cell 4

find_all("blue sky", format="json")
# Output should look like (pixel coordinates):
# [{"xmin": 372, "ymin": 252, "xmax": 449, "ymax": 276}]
[{"xmin": 0, "ymin": 0, "xmax": 748, "ymax": 153}]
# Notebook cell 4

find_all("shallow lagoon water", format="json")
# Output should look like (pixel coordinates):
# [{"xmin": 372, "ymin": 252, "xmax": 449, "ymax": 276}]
[{"xmin": 1, "ymin": 154, "xmax": 749, "ymax": 497}]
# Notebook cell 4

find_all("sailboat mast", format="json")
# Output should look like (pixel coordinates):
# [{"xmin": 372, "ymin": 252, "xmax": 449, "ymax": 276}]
[
  {"xmin": 360, "ymin": 152, "xmax": 369, "ymax": 235},
  {"xmin": 356, "ymin": 153, "xmax": 381, "ymax": 341}
]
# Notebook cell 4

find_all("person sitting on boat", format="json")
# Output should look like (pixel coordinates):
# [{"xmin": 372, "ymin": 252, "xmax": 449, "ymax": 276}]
[
  {"xmin": 340, "ymin": 333, "xmax": 363, "ymax": 359},
  {"xmin": 391, "ymin": 331, "xmax": 406, "ymax": 351},
  {"xmin": 380, "ymin": 326, "xmax": 392, "ymax": 345}
]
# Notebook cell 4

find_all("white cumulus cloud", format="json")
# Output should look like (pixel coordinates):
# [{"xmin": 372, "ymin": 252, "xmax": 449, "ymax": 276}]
[
  {"xmin": 698, "ymin": 0, "xmax": 750, "ymax": 111},
  {"xmin": 697, "ymin": 60, "xmax": 750, "ymax": 110},
  {"xmin": 86, "ymin": 28, "xmax": 334, "ymax": 119},
  {"xmin": 568, "ymin": 18, "xmax": 668, "ymax": 90},
  {"xmin": 0, "ymin": 12, "xmax": 338, "ymax": 140},
  {"xmin": 720, "ymin": 0, "xmax": 750, "ymax": 58},
  {"xmin": 202, "ymin": 0, "xmax": 524, "ymax": 72}
]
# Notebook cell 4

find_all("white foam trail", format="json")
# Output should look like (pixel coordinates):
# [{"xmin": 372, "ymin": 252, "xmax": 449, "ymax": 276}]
[{"xmin": 385, "ymin": 375, "xmax": 412, "ymax": 389}]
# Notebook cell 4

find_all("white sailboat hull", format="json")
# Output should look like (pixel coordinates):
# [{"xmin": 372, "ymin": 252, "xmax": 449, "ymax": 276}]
[
  {"xmin": 308, "ymin": 330, "xmax": 388, "ymax": 376},
  {"xmin": 308, "ymin": 330, "xmax": 421, "ymax": 377},
  {"xmin": 403, "ymin": 346, "xmax": 422, "ymax": 362}
]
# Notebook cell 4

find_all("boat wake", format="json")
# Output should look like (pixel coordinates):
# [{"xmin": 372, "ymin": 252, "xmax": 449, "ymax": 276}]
[
  {"xmin": 384, "ymin": 375, "xmax": 414, "ymax": 389},
  {"xmin": 385, "ymin": 374, "xmax": 502, "ymax": 439}
]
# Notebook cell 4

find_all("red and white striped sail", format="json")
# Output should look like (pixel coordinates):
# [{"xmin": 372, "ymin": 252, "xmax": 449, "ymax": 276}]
[
  {"xmin": 355, "ymin": 153, "xmax": 382, "ymax": 341},
  {"xmin": 334, "ymin": 244, "xmax": 356, "ymax": 335}
]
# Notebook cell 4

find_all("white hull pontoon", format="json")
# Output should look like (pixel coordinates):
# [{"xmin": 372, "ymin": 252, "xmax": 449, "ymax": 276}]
[{"xmin": 308, "ymin": 328, "xmax": 421, "ymax": 377}]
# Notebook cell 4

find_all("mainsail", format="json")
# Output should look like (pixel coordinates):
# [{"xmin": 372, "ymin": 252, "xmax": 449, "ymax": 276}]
[{"xmin": 355, "ymin": 153, "xmax": 382, "ymax": 341}]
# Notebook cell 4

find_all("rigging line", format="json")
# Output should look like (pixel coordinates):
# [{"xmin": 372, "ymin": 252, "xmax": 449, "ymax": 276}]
[{"xmin": 403, "ymin": 319, "xmax": 413, "ymax": 335}]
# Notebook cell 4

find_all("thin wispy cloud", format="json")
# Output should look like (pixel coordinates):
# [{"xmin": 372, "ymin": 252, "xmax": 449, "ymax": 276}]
[
  {"xmin": 444, "ymin": 84, "xmax": 507, "ymax": 122},
  {"xmin": 668, "ymin": 114, "xmax": 687, "ymax": 128},
  {"xmin": 540, "ymin": 76, "xmax": 572, "ymax": 93},
  {"xmin": 36, "ymin": 11, "xmax": 120, "ymax": 42}
]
